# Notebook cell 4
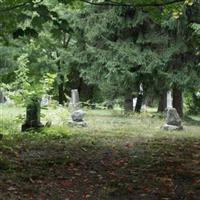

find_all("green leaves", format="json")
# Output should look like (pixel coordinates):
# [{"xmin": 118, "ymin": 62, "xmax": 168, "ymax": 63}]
[{"xmin": 10, "ymin": 53, "xmax": 56, "ymax": 105}]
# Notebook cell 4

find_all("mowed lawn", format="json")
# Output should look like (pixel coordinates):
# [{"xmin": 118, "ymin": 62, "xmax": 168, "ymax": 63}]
[{"xmin": 0, "ymin": 105, "xmax": 200, "ymax": 200}]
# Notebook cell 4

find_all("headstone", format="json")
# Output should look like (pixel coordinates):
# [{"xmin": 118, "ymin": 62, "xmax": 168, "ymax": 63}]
[
  {"xmin": 69, "ymin": 89, "xmax": 80, "ymax": 110},
  {"xmin": 41, "ymin": 95, "xmax": 51, "ymax": 106},
  {"xmin": 167, "ymin": 91, "xmax": 173, "ymax": 109},
  {"xmin": 133, "ymin": 98, "xmax": 137, "ymax": 110},
  {"xmin": 68, "ymin": 109, "xmax": 87, "ymax": 127},
  {"xmin": 0, "ymin": 89, "xmax": 6, "ymax": 103},
  {"xmin": 22, "ymin": 97, "xmax": 44, "ymax": 132},
  {"xmin": 162, "ymin": 108, "xmax": 183, "ymax": 131},
  {"xmin": 103, "ymin": 100, "xmax": 114, "ymax": 109},
  {"xmin": 135, "ymin": 83, "xmax": 144, "ymax": 113}
]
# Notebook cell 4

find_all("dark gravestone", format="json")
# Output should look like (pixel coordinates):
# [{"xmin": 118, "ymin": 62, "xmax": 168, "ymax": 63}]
[
  {"xmin": 22, "ymin": 97, "xmax": 44, "ymax": 132},
  {"xmin": 0, "ymin": 90, "xmax": 6, "ymax": 103}
]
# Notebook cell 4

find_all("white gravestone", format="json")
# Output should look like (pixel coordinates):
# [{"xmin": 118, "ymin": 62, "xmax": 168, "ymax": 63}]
[
  {"xmin": 41, "ymin": 95, "xmax": 52, "ymax": 106},
  {"xmin": 167, "ymin": 91, "xmax": 173, "ymax": 109},
  {"xmin": 70, "ymin": 89, "xmax": 80, "ymax": 110},
  {"xmin": 133, "ymin": 98, "xmax": 137, "ymax": 110},
  {"xmin": 68, "ymin": 90, "xmax": 87, "ymax": 127}
]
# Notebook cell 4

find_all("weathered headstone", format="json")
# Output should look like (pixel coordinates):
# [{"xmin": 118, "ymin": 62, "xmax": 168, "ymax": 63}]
[
  {"xmin": 68, "ymin": 89, "xmax": 87, "ymax": 127},
  {"xmin": 162, "ymin": 108, "xmax": 183, "ymax": 131},
  {"xmin": 22, "ymin": 97, "xmax": 44, "ymax": 132},
  {"xmin": 68, "ymin": 109, "xmax": 87, "ymax": 127},
  {"xmin": 0, "ymin": 89, "xmax": 6, "ymax": 103},
  {"xmin": 69, "ymin": 89, "xmax": 80, "ymax": 110}
]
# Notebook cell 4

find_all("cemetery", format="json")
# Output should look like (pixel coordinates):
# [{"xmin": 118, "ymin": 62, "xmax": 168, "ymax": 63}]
[{"xmin": 0, "ymin": 0, "xmax": 200, "ymax": 199}]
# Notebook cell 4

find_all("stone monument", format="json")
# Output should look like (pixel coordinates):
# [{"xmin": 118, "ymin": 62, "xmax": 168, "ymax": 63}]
[
  {"xmin": 162, "ymin": 108, "xmax": 183, "ymax": 131},
  {"xmin": 69, "ymin": 89, "xmax": 80, "ymax": 110},
  {"xmin": 68, "ymin": 89, "xmax": 87, "ymax": 127},
  {"xmin": 167, "ymin": 90, "xmax": 173, "ymax": 109},
  {"xmin": 68, "ymin": 109, "xmax": 87, "ymax": 127},
  {"xmin": 22, "ymin": 97, "xmax": 44, "ymax": 132}
]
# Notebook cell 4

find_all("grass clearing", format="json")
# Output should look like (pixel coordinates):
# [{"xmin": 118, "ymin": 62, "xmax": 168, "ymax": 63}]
[{"xmin": 0, "ymin": 105, "xmax": 200, "ymax": 199}]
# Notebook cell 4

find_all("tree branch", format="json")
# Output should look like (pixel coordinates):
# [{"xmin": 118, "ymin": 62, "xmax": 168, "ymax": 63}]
[
  {"xmin": 0, "ymin": 0, "xmax": 43, "ymax": 13},
  {"xmin": 81, "ymin": 0, "xmax": 185, "ymax": 8},
  {"xmin": 137, "ymin": 0, "xmax": 185, "ymax": 7},
  {"xmin": 81, "ymin": 0, "xmax": 131, "ymax": 7},
  {"xmin": 0, "ymin": 1, "xmax": 30, "ymax": 13}
]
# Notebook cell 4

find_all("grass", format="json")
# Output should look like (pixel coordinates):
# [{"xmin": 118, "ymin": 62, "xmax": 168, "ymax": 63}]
[{"xmin": 0, "ymin": 104, "xmax": 200, "ymax": 200}]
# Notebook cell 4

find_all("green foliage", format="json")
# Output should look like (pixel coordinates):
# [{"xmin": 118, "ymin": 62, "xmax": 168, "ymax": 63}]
[
  {"xmin": 185, "ymin": 92, "xmax": 200, "ymax": 115},
  {"xmin": 11, "ymin": 53, "xmax": 56, "ymax": 105},
  {"xmin": 0, "ymin": 0, "xmax": 200, "ymax": 107}
]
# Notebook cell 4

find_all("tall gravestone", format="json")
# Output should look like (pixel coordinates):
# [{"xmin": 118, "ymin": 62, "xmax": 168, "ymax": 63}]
[
  {"xmin": 70, "ymin": 89, "xmax": 80, "ymax": 110},
  {"xmin": 135, "ymin": 83, "xmax": 144, "ymax": 113},
  {"xmin": 167, "ymin": 90, "xmax": 173, "ymax": 109},
  {"xmin": 162, "ymin": 90, "xmax": 183, "ymax": 131},
  {"xmin": 68, "ymin": 89, "xmax": 87, "ymax": 127},
  {"xmin": 22, "ymin": 97, "xmax": 44, "ymax": 132}
]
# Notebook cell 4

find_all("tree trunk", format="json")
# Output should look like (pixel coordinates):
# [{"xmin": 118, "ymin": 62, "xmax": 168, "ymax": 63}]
[
  {"xmin": 172, "ymin": 87, "xmax": 183, "ymax": 117},
  {"xmin": 124, "ymin": 93, "xmax": 133, "ymax": 113},
  {"xmin": 58, "ymin": 60, "xmax": 65, "ymax": 105},
  {"xmin": 58, "ymin": 79, "xmax": 65, "ymax": 105},
  {"xmin": 57, "ymin": 34, "xmax": 71, "ymax": 105},
  {"xmin": 135, "ymin": 94, "xmax": 143, "ymax": 113},
  {"xmin": 157, "ymin": 92, "xmax": 167, "ymax": 112},
  {"xmin": 124, "ymin": 98, "xmax": 133, "ymax": 113}
]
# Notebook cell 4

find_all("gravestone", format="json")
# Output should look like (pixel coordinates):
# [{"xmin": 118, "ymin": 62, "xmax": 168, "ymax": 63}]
[
  {"xmin": 68, "ymin": 89, "xmax": 87, "ymax": 127},
  {"xmin": 0, "ymin": 89, "xmax": 6, "ymax": 103},
  {"xmin": 68, "ymin": 109, "xmax": 87, "ymax": 127},
  {"xmin": 167, "ymin": 90, "xmax": 173, "ymax": 109},
  {"xmin": 69, "ymin": 89, "xmax": 80, "ymax": 110},
  {"xmin": 22, "ymin": 97, "xmax": 44, "ymax": 132},
  {"xmin": 133, "ymin": 98, "xmax": 137, "ymax": 110},
  {"xmin": 135, "ymin": 83, "xmax": 144, "ymax": 113},
  {"xmin": 41, "ymin": 95, "xmax": 51, "ymax": 106},
  {"xmin": 162, "ymin": 108, "xmax": 183, "ymax": 131}
]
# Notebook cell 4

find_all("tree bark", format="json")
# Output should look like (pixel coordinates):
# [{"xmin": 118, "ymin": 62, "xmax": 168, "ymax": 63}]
[
  {"xmin": 58, "ymin": 34, "xmax": 71, "ymax": 105},
  {"xmin": 58, "ymin": 61, "xmax": 65, "ymax": 105},
  {"xmin": 157, "ymin": 92, "xmax": 167, "ymax": 112},
  {"xmin": 124, "ymin": 98, "xmax": 133, "ymax": 113},
  {"xmin": 124, "ymin": 92, "xmax": 133, "ymax": 113},
  {"xmin": 172, "ymin": 87, "xmax": 183, "ymax": 117},
  {"xmin": 135, "ymin": 94, "xmax": 143, "ymax": 113},
  {"xmin": 58, "ymin": 79, "xmax": 64, "ymax": 105}
]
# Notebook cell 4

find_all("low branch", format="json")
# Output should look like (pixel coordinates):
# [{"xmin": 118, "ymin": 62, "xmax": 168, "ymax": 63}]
[
  {"xmin": 0, "ymin": 0, "xmax": 43, "ymax": 13},
  {"xmin": 0, "ymin": 1, "xmax": 30, "ymax": 13},
  {"xmin": 81, "ymin": 0, "xmax": 131, "ymax": 7},
  {"xmin": 137, "ymin": 0, "xmax": 185, "ymax": 7},
  {"xmin": 81, "ymin": 0, "xmax": 185, "ymax": 8}
]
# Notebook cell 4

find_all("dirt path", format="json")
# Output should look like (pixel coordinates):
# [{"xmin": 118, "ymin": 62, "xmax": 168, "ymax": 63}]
[{"xmin": 1, "ymin": 137, "xmax": 200, "ymax": 200}]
